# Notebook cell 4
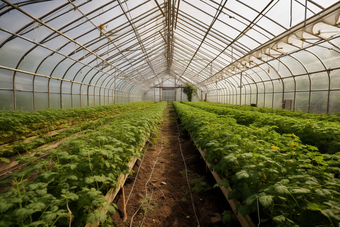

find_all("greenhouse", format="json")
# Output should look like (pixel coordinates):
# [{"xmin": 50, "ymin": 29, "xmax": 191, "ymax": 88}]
[{"xmin": 0, "ymin": 0, "xmax": 340, "ymax": 226}]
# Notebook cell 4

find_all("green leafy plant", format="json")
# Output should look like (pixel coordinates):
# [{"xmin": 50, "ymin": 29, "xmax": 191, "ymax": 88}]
[
  {"xmin": 174, "ymin": 101, "xmax": 340, "ymax": 227},
  {"xmin": 0, "ymin": 102, "xmax": 155, "ymax": 160},
  {"xmin": 0, "ymin": 101, "xmax": 167, "ymax": 226},
  {"xmin": 139, "ymin": 195, "xmax": 158, "ymax": 215},
  {"xmin": 183, "ymin": 83, "xmax": 197, "ymax": 102},
  {"xmin": 0, "ymin": 101, "xmax": 155, "ymax": 145},
  {"xmin": 185, "ymin": 101, "xmax": 340, "ymax": 154},
  {"xmin": 180, "ymin": 170, "xmax": 209, "ymax": 193}
]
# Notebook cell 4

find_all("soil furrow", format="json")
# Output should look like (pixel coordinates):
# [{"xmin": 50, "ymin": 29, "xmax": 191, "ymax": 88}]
[{"xmin": 112, "ymin": 104, "xmax": 240, "ymax": 227}]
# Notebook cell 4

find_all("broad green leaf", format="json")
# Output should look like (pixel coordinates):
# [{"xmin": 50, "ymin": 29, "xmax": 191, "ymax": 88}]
[
  {"xmin": 51, "ymin": 205, "xmax": 58, "ymax": 212},
  {"xmin": 85, "ymin": 177, "xmax": 95, "ymax": 184},
  {"xmin": 214, "ymin": 180, "xmax": 229, "ymax": 189},
  {"xmin": 305, "ymin": 180, "xmax": 319, "ymax": 186},
  {"xmin": 307, "ymin": 203, "xmax": 321, "ymax": 211},
  {"xmin": 39, "ymin": 172, "xmax": 57, "ymax": 180},
  {"xmin": 274, "ymin": 185, "xmax": 289, "ymax": 195},
  {"xmin": 273, "ymin": 215, "xmax": 286, "ymax": 223},
  {"xmin": 291, "ymin": 188, "xmax": 311, "ymax": 194},
  {"xmin": 323, "ymin": 200, "xmax": 340, "ymax": 210},
  {"xmin": 235, "ymin": 170, "xmax": 249, "ymax": 180},
  {"xmin": 222, "ymin": 213, "xmax": 231, "ymax": 224},
  {"xmin": 43, "ymin": 212, "xmax": 57, "ymax": 222},
  {"xmin": 99, "ymin": 213, "xmax": 107, "ymax": 224},
  {"xmin": 107, "ymin": 205, "xmax": 116, "ymax": 214},
  {"xmin": 280, "ymin": 179, "xmax": 289, "ymax": 184},
  {"xmin": 36, "ymin": 188, "xmax": 47, "ymax": 196},
  {"xmin": 61, "ymin": 192, "xmax": 79, "ymax": 201},
  {"xmin": 224, "ymin": 154, "xmax": 237, "ymax": 163},
  {"xmin": 228, "ymin": 190, "xmax": 236, "ymax": 200},
  {"xmin": 315, "ymin": 189, "xmax": 331, "ymax": 197},
  {"xmin": 29, "ymin": 221, "xmax": 46, "ymax": 226},
  {"xmin": 15, "ymin": 208, "xmax": 35, "ymax": 220},
  {"xmin": 259, "ymin": 195, "xmax": 273, "ymax": 208},
  {"xmin": 245, "ymin": 194, "xmax": 257, "ymax": 206},
  {"xmin": 68, "ymin": 175, "xmax": 78, "ymax": 181},
  {"xmin": 27, "ymin": 202, "xmax": 46, "ymax": 211},
  {"xmin": 0, "ymin": 202, "xmax": 13, "ymax": 213},
  {"xmin": 0, "ymin": 157, "xmax": 10, "ymax": 163},
  {"xmin": 0, "ymin": 220, "xmax": 13, "ymax": 226},
  {"xmin": 321, "ymin": 209, "xmax": 340, "ymax": 222},
  {"xmin": 239, "ymin": 205, "xmax": 250, "ymax": 216}
]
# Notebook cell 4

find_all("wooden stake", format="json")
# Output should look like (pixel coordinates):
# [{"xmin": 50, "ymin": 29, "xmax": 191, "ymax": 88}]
[{"xmin": 122, "ymin": 186, "xmax": 127, "ymax": 222}]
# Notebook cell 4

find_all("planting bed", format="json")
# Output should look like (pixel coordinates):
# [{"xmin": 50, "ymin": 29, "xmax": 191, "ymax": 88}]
[
  {"xmin": 111, "ymin": 104, "xmax": 239, "ymax": 227},
  {"xmin": 0, "ymin": 101, "xmax": 154, "ymax": 162},
  {"xmin": 0, "ymin": 102, "xmax": 239, "ymax": 227},
  {"xmin": 0, "ymin": 101, "xmax": 166, "ymax": 226},
  {"xmin": 174, "ymin": 101, "xmax": 340, "ymax": 227}
]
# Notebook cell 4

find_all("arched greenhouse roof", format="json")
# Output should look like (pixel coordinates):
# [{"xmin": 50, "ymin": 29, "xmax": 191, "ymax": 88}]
[{"xmin": 0, "ymin": 0, "xmax": 340, "ymax": 113}]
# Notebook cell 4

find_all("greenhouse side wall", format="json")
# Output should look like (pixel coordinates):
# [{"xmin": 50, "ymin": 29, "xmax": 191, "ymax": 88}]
[
  {"xmin": 208, "ymin": 70, "xmax": 340, "ymax": 114},
  {"xmin": 0, "ymin": 67, "xmax": 142, "ymax": 111}
]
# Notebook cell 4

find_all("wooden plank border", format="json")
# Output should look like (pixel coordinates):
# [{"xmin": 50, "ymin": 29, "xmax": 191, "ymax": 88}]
[
  {"xmin": 191, "ymin": 136, "xmax": 256, "ymax": 227},
  {"xmin": 85, "ymin": 138, "xmax": 148, "ymax": 227}
]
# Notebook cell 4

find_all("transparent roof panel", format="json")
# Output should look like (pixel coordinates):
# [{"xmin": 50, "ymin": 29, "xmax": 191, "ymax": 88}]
[{"xmin": 0, "ymin": 0, "xmax": 338, "ymax": 95}]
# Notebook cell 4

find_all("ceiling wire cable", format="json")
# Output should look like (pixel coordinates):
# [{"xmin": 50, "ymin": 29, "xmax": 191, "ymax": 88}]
[
  {"xmin": 175, "ymin": 120, "xmax": 200, "ymax": 227},
  {"xmin": 130, "ymin": 140, "xmax": 163, "ymax": 227}
]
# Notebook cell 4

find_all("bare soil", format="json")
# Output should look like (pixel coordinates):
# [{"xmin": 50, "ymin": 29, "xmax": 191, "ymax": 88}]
[{"xmin": 111, "ymin": 105, "xmax": 240, "ymax": 227}]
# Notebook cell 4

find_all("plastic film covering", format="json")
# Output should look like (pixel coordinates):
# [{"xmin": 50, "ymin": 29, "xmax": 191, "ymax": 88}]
[{"xmin": 0, "ymin": 0, "xmax": 339, "ymax": 113}]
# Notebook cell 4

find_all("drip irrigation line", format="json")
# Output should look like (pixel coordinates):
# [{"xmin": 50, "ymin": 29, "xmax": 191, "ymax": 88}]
[
  {"xmin": 125, "ymin": 143, "xmax": 149, "ymax": 207},
  {"xmin": 153, "ymin": 184, "xmax": 166, "ymax": 199},
  {"xmin": 144, "ymin": 140, "xmax": 163, "ymax": 196},
  {"xmin": 130, "ymin": 139, "xmax": 163, "ymax": 227},
  {"xmin": 175, "ymin": 120, "xmax": 200, "ymax": 227},
  {"xmin": 129, "ymin": 204, "xmax": 142, "ymax": 227}
]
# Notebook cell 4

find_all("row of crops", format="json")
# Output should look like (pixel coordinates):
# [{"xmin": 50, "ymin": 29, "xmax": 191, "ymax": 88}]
[
  {"xmin": 186, "ymin": 102, "xmax": 340, "ymax": 154},
  {"xmin": 0, "ymin": 101, "xmax": 167, "ymax": 226},
  {"xmin": 0, "ymin": 101, "xmax": 154, "ymax": 162},
  {"xmin": 174, "ymin": 101, "xmax": 340, "ymax": 227},
  {"xmin": 207, "ymin": 102, "xmax": 340, "ymax": 123}
]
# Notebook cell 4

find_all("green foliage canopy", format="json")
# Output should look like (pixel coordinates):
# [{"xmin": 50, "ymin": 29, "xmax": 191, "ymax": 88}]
[{"xmin": 183, "ymin": 83, "xmax": 197, "ymax": 102}]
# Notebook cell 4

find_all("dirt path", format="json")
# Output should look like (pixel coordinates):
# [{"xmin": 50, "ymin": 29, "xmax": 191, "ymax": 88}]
[{"xmin": 112, "ymin": 105, "xmax": 240, "ymax": 227}]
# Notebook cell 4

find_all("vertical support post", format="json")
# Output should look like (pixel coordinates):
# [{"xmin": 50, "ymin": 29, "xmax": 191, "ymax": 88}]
[
  {"xmin": 33, "ymin": 75, "xmax": 36, "ymax": 111},
  {"xmin": 70, "ymin": 83, "xmax": 73, "ymax": 108},
  {"xmin": 60, "ymin": 81, "xmax": 63, "ymax": 109},
  {"xmin": 181, "ymin": 87, "xmax": 183, "ymax": 102},
  {"xmin": 114, "ymin": 71, "xmax": 117, "ymax": 104},
  {"xmin": 48, "ymin": 79, "xmax": 51, "ymax": 108},
  {"xmin": 327, "ymin": 69, "xmax": 331, "ymax": 113},
  {"xmin": 281, "ymin": 78, "xmax": 285, "ymax": 109},
  {"xmin": 13, "ymin": 71, "xmax": 16, "ymax": 110},
  {"xmin": 240, "ymin": 72, "xmax": 242, "ymax": 105},
  {"xmin": 174, "ymin": 78, "xmax": 177, "ymax": 101},
  {"xmin": 154, "ymin": 87, "xmax": 155, "ymax": 102},
  {"xmin": 87, "ymin": 85, "xmax": 90, "ymax": 107}
]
